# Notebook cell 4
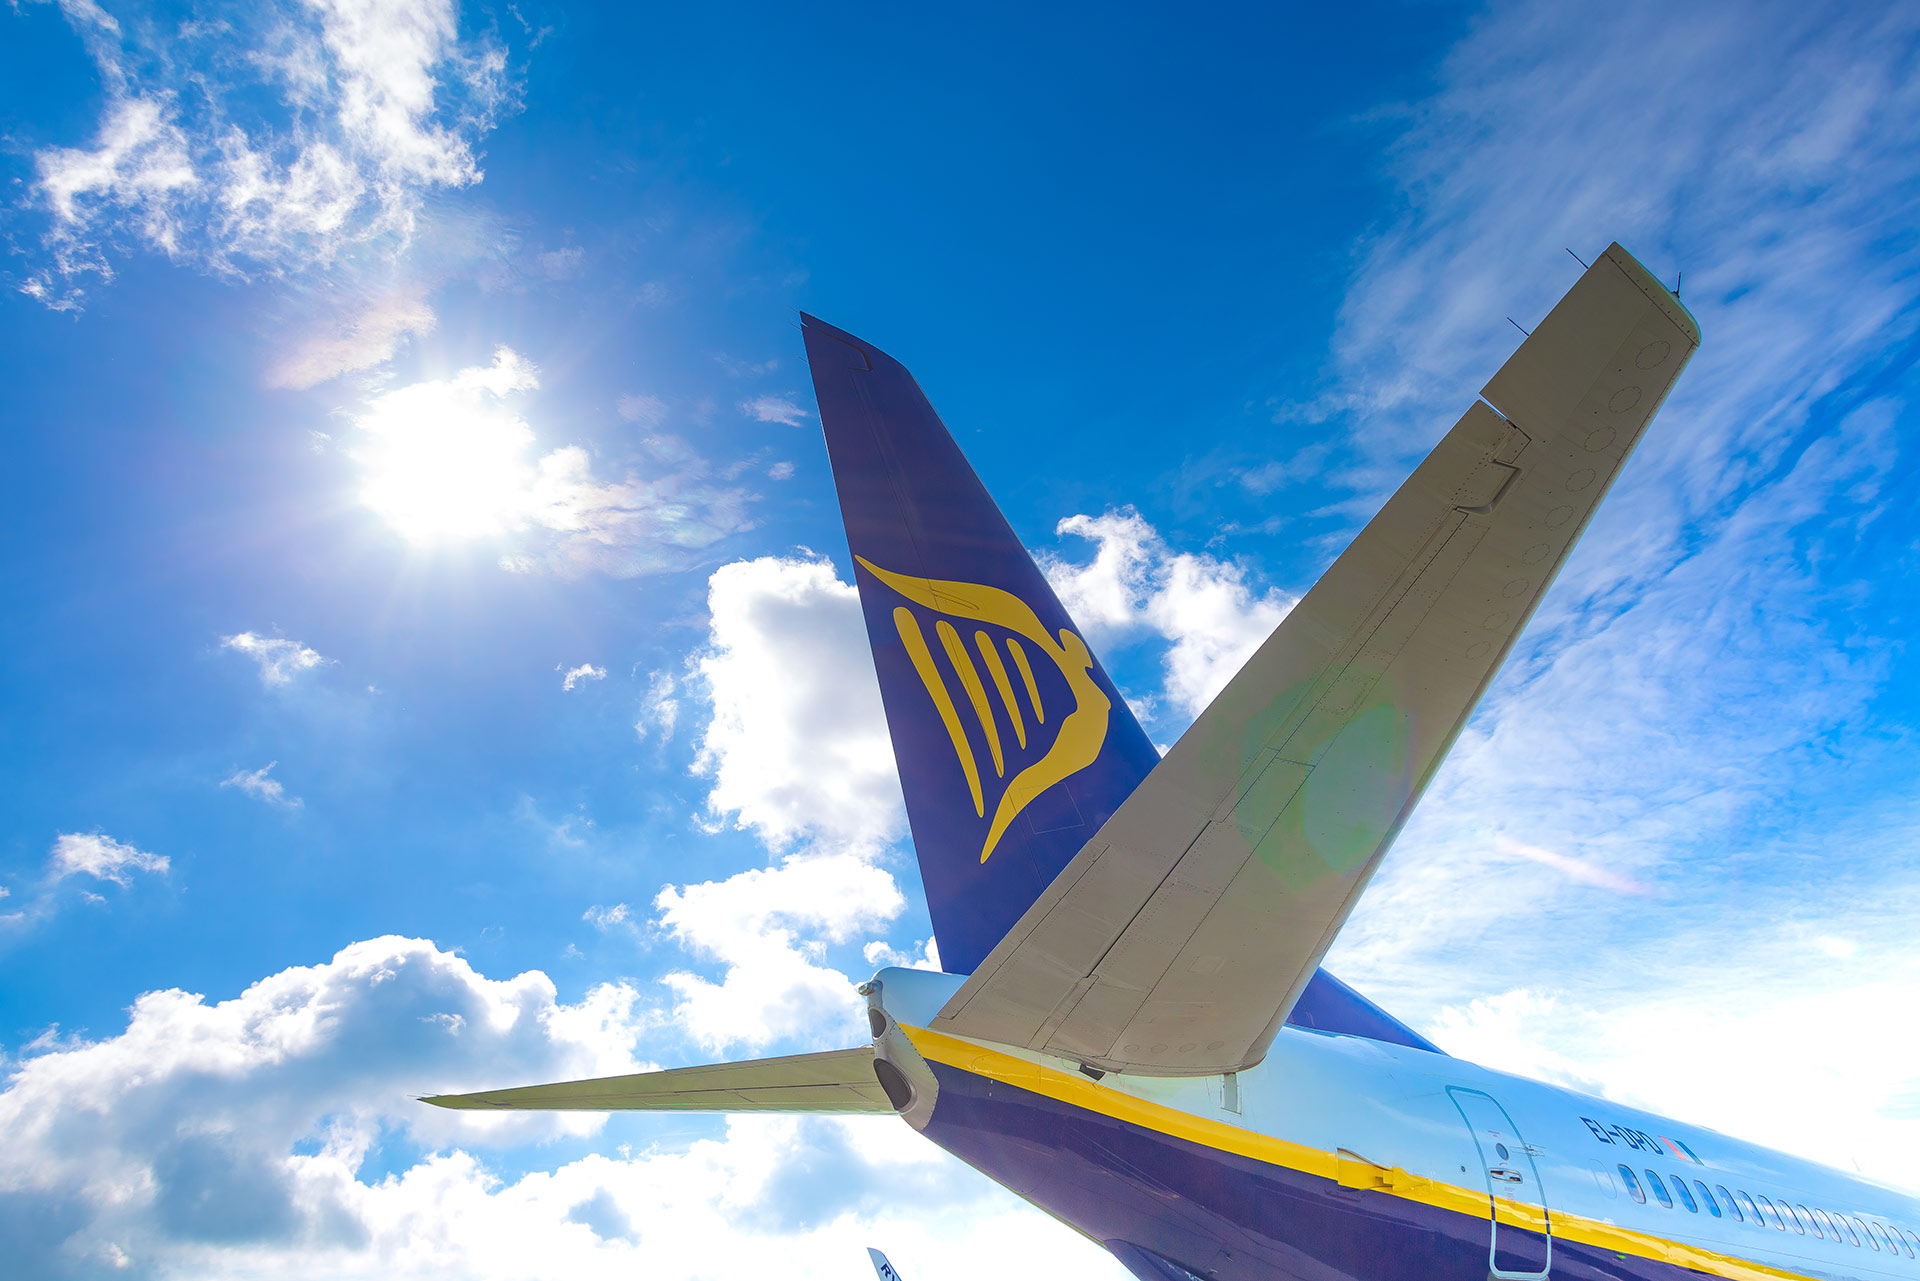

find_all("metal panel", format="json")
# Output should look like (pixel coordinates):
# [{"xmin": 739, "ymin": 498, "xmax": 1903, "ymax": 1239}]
[
  {"xmin": 1450, "ymin": 1087, "xmax": 1554, "ymax": 1279},
  {"xmin": 420, "ymin": 1046, "xmax": 894, "ymax": 1113},
  {"xmin": 934, "ymin": 244, "xmax": 1699, "ymax": 1075}
]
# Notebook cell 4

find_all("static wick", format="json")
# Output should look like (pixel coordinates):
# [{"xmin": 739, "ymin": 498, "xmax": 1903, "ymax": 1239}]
[
  {"xmin": 1675, "ymin": 270, "xmax": 1683, "ymax": 298},
  {"xmin": 1566, "ymin": 247, "xmax": 1590, "ymax": 270},
  {"xmin": 1507, "ymin": 317, "xmax": 1532, "ymax": 337}
]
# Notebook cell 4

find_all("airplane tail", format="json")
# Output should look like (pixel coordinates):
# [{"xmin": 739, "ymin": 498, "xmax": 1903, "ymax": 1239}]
[{"xmin": 800, "ymin": 314, "xmax": 1162, "ymax": 975}]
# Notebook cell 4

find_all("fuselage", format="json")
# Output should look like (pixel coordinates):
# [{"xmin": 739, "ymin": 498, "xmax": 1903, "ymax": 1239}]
[{"xmin": 867, "ymin": 968, "xmax": 1920, "ymax": 1281}]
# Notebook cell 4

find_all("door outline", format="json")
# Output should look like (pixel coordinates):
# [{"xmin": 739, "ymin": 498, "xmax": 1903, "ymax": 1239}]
[{"xmin": 1448, "ymin": 1086, "xmax": 1553, "ymax": 1279}]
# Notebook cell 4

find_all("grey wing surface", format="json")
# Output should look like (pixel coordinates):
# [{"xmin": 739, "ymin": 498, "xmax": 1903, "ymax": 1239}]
[
  {"xmin": 421, "ymin": 1047, "xmax": 893, "ymax": 1113},
  {"xmin": 933, "ymin": 243, "xmax": 1699, "ymax": 1076}
]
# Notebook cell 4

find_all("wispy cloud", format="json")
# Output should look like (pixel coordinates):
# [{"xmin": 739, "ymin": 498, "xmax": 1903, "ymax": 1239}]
[
  {"xmin": 633, "ymin": 670, "xmax": 680, "ymax": 742},
  {"xmin": 221, "ymin": 632, "xmax": 333, "ymax": 687},
  {"xmin": 267, "ymin": 288, "xmax": 437, "ymax": 389},
  {"xmin": 18, "ymin": 0, "xmax": 517, "ymax": 306},
  {"xmin": 4, "ymin": 832, "xmax": 171, "ymax": 933},
  {"xmin": 50, "ymin": 832, "xmax": 169, "ymax": 886},
  {"xmin": 221, "ymin": 763, "xmax": 303, "ymax": 810},
  {"xmin": 559, "ymin": 663, "xmax": 606, "ymax": 692},
  {"xmin": 616, "ymin": 394, "xmax": 668, "ymax": 427},
  {"xmin": 1270, "ymin": 0, "xmax": 1920, "ymax": 1184},
  {"xmin": 739, "ymin": 395, "xmax": 809, "ymax": 426}
]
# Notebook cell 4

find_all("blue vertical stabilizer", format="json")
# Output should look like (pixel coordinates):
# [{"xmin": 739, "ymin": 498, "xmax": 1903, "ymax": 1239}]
[{"xmin": 801, "ymin": 314, "xmax": 1162, "ymax": 975}]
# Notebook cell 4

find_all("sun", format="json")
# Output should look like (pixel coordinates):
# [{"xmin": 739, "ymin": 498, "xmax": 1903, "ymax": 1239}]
[{"xmin": 349, "ymin": 349, "xmax": 542, "ymax": 544}]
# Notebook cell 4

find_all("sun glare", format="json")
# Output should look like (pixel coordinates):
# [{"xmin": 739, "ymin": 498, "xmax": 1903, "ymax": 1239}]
[{"xmin": 350, "ymin": 349, "xmax": 543, "ymax": 544}]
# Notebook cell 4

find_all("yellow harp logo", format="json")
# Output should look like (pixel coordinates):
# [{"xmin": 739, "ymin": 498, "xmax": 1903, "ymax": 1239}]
[{"xmin": 857, "ymin": 556, "xmax": 1111, "ymax": 863}]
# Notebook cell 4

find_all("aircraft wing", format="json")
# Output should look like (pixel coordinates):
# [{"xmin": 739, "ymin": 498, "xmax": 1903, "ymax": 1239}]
[
  {"xmin": 420, "ymin": 1046, "xmax": 893, "ymax": 1113},
  {"xmin": 933, "ymin": 243, "xmax": 1699, "ymax": 1076}
]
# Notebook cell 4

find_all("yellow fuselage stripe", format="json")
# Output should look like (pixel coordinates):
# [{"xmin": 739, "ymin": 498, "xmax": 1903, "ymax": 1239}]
[{"xmin": 900, "ymin": 1024, "xmax": 1823, "ymax": 1281}]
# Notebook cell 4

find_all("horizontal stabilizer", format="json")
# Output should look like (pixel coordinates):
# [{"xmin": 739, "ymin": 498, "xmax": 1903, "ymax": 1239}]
[
  {"xmin": 420, "ymin": 1047, "xmax": 893, "ymax": 1113},
  {"xmin": 934, "ymin": 243, "xmax": 1699, "ymax": 1076}
]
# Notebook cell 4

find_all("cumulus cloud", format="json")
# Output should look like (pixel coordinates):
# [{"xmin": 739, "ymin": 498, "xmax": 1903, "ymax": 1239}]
[
  {"xmin": 346, "ymin": 348, "xmax": 753, "ymax": 575},
  {"xmin": 221, "ymin": 632, "xmax": 333, "ymax": 687},
  {"xmin": 0, "ymin": 932, "xmax": 1122, "ymax": 1279},
  {"xmin": 19, "ymin": 0, "xmax": 517, "ymax": 305},
  {"xmin": 221, "ymin": 762, "xmax": 303, "ymax": 810},
  {"xmin": 655, "ymin": 852, "xmax": 904, "ymax": 1053},
  {"xmin": 692, "ymin": 555, "xmax": 903, "ymax": 848},
  {"xmin": 50, "ymin": 832, "xmax": 169, "ymax": 886},
  {"xmin": 560, "ymin": 663, "xmax": 607, "ymax": 691},
  {"xmin": 1042, "ymin": 508, "xmax": 1293, "ymax": 722},
  {"xmin": 739, "ymin": 396, "xmax": 809, "ymax": 426}
]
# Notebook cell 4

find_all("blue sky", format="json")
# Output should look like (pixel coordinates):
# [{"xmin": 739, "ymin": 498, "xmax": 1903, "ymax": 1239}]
[{"xmin": 1, "ymin": 1, "xmax": 1917, "ymax": 1277}]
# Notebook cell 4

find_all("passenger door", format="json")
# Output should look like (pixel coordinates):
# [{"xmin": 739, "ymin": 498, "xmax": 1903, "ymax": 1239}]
[{"xmin": 1449, "ymin": 1087, "xmax": 1553, "ymax": 1278}]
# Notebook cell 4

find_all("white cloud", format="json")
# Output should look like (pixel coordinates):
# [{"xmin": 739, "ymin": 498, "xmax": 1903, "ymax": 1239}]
[
  {"xmin": 3, "ymin": 833, "xmax": 171, "ymax": 931},
  {"xmin": 50, "ymin": 832, "xmax": 170, "ymax": 886},
  {"xmin": 1251, "ymin": 0, "xmax": 1920, "ymax": 1194},
  {"xmin": 560, "ymin": 663, "xmax": 607, "ymax": 692},
  {"xmin": 221, "ymin": 762, "xmax": 304, "ymax": 810},
  {"xmin": 346, "ymin": 348, "xmax": 753, "ymax": 575},
  {"xmin": 222, "ymin": 631, "xmax": 333, "ymax": 686},
  {"xmin": 21, "ymin": 0, "xmax": 517, "ymax": 304},
  {"xmin": 633, "ymin": 671, "xmax": 679, "ymax": 742},
  {"xmin": 655, "ymin": 852, "xmax": 905, "ymax": 1053},
  {"xmin": 863, "ymin": 938, "xmax": 942, "ymax": 972},
  {"xmin": 1042, "ymin": 508, "xmax": 1294, "ymax": 722},
  {"xmin": 582, "ymin": 903, "xmax": 633, "ymax": 933},
  {"xmin": 0, "ymin": 933, "xmax": 1126, "ymax": 1279},
  {"xmin": 268, "ymin": 289, "xmax": 437, "ymax": 389},
  {"xmin": 739, "ymin": 396, "xmax": 809, "ymax": 426},
  {"xmin": 692, "ymin": 555, "xmax": 903, "ymax": 848}
]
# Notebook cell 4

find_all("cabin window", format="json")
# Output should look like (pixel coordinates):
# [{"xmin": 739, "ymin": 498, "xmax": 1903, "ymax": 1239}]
[
  {"xmin": 1619, "ymin": 1166, "xmax": 1646, "ymax": 1204},
  {"xmin": 1716, "ymin": 1186, "xmax": 1743, "ymax": 1221},
  {"xmin": 1646, "ymin": 1170, "xmax": 1674, "ymax": 1209},
  {"xmin": 1813, "ymin": 1209, "xmax": 1837, "ymax": 1239},
  {"xmin": 1793, "ymin": 1205, "xmax": 1816, "ymax": 1237},
  {"xmin": 1695, "ymin": 1181, "xmax": 1721, "ymax": 1218},
  {"xmin": 1837, "ymin": 1215, "xmax": 1862, "ymax": 1246},
  {"xmin": 1672, "ymin": 1178, "xmax": 1698, "ymax": 1212},
  {"xmin": 1900, "ymin": 1227, "xmax": 1920, "ymax": 1258},
  {"xmin": 1868, "ymin": 1223, "xmax": 1893, "ymax": 1253},
  {"xmin": 1757, "ymin": 1196, "xmax": 1786, "ymax": 1230},
  {"xmin": 1855, "ymin": 1218, "xmax": 1880, "ymax": 1251},
  {"xmin": 1737, "ymin": 1191, "xmax": 1763, "ymax": 1224}
]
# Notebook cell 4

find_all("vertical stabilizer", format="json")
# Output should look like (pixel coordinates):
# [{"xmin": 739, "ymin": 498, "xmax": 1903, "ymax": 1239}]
[{"xmin": 802, "ymin": 315, "xmax": 1161, "ymax": 975}]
